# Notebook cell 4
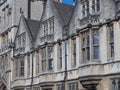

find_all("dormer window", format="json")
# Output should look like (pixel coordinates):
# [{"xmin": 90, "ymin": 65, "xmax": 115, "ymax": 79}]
[
  {"xmin": 81, "ymin": 0, "xmax": 100, "ymax": 18},
  {"xmin": 43, "ymin": 17, "xmax": 54, "ymax": 36},
  {"xmin": 91, "ymin": 0, "xmax": 100, "ymax": 14},
  {"xmin": 82, "ymin": 0, "xmax": 89, "ymax": 18},
  {"xmin": 16, "ymin": 32, "xmax": 26, "ymax": 48}
]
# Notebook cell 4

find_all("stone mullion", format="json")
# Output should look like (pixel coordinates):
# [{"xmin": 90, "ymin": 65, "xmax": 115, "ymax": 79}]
[
  {"xmin": 35, "ymin": 52, "xmax": 37, "ymax": 75},
  {"xmin": 18, "ymin": 59, "xmax": 20, "ymax": 78},
  {"xmin": 79, "ymin": 33, "xmax": 82, "ymax": 64},
  {"xmin": 90, "ymin": 29, "xmax": 93, "ymax": 62},
  {"xmin": 38, "ymin": 50, "xmax": 40, "ymax": 74},
  {"xmin": 85, "ymin": 33, "xmax": 87, "ymax": 62},
  {"xmin": 46, "ymin": 46, "xmax": 48, "ymax": 71},
  {"xmin": 82, "ymin": 33, "xmax": 84, "ymax": 63},
  {"xmin": 39, "ymin": 49, "xmax": 42, "ymax": 72},
  {"xmin": 70, "ymin": 38, "xmax": 74, "ymax": 67},
  {"xmin": 114, "ymin": 21, "xmax": 120, "ymax": 60},
  {"xmin": 106, "ymin": 25, "xmax": 110, "ymax": 60},
  {"xmin": 57, "ymin": 44, "xmax": 60, "ymax": 70}
]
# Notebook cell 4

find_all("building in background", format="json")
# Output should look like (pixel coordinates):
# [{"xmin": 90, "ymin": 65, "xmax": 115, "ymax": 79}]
[
  {"xmin": 0, "ymin": 0, "xmax": 120, "ymax": 90},
  {"xmin": 0, "ymin": 0, "xmax": 44, "ymax": 89}
]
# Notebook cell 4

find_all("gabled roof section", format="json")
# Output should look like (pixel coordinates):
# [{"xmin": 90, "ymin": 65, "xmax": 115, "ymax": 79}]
[
  {"xmin": 25, "ymin": 18, "xmax": 40, "ymax": 41},
  {"xmin": 14, "ymin": 14, "xmax": 40, "ymax": 45},
  {"xmin": 53, "ymin": 1, "xmax": 74, "ymax": 26}
]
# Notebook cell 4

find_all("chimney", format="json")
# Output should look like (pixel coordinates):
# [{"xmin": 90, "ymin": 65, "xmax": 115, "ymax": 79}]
[{"xmin": 28, "ymin": 0, "xmax": 31, "ymax": 19}]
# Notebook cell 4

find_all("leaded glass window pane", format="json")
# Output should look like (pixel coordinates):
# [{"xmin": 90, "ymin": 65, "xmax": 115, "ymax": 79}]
[
  {"xmin": 93, "ymin": 33, "xmax": 99, "ymax": 45},
  {"xmin": 112, "ymin": 80, "xmax": 116, "ymax": 90},
  {"xmin": 97, "ymin": 0, "xmax": 100, "ymax": 11},
  {"xmin": 20, "ymin": 60, "xmax": 24, "ymax": 76},
  {"xmin": 49, "ymin": 59, "xmax": 53, "ymax": 70},
  {"xmin": 93, "ymin": 32, "xmax": 99, "ymax": 59},
  {"xmin": 118, "ymin": 79, "xmax": 120, "ymax": 90},
  {"xmin": 94, "ymin": 46, "xmax": 99, "ymax": 59}
]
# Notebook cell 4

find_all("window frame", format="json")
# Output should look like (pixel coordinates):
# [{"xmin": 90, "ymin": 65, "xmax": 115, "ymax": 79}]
[
  {"xmin": 81, "ymin": 0, "xmax": 90, "ymax": 18},
  {"xmin": 93, "ymin": 30, "xmax": 99, "ymax": 60},
  {"xmin": 81, "ymin": 31, "xmax": 90, "ymax": 63},
  {"xmin": 27, "ymin": 55, "xmax": 30, "ymax": 77},
  {"xmin": 41, "ymin": 48, "xmax": 46, "ymax": 72},
  {"xmin": 20, "ymin": 57, "xmax": 24, "ymax": 77},
  {"xmin": 57, "ymin": 43, "xmax": 62, "ymax": 70},
  {"xmin": 43, "ymin": 17, "xmax": 54, "ymax": 37},
  {"xmin": 107, "ymin": 24, "xmax": 114, "ymax": 60},
  {"xmin": 68, "ymin": 83, "xmax": 78, "ymax": 90},
  {"xmin": 71, "ymin": 38, "xmax": 77, "ymax": 67},
  {"xmin": 36, "ymin": 51, "xmax": 40, "ymax": 74},
  {"xmin": 48, "ymin": 46, "xmax": 53, "ymax": 70},
  {"xmin": 17, "ymin": 32, "xmax": 26, "ymax": 48},
  {"xmin": 91, "ymin": 0, "xmax": 100, "ymax": 14}
]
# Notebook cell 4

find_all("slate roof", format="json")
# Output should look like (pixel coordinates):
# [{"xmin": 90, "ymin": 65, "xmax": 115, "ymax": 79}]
[
  {"xmin": 25, "ymin": 19, "xmax": 40, "ymax": 41},
  {"xmin": 53, "ymin": 1, "xmax": 74, "ymax": 26}
]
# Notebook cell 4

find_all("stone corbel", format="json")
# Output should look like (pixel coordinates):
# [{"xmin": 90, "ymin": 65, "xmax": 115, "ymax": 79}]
[{"xmin": 79, "ymin": 76, "xmax": 102, "ymax": 90}]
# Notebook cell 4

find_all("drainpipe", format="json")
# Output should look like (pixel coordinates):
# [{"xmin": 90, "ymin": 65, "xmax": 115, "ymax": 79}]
[
  {"xmin": 30, "ymin": 49, "xmax": 34, "ymax": 90},
  {"xmin": 63, "ymin": 40, "xmax": 67, "ymax": 90},
  {"xmin": 28, "ymin": 0, "xmax": 31, "ymax": 19}
]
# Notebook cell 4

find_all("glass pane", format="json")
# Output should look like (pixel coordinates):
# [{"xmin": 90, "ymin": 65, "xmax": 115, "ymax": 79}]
[
  {"xmin": 86, "ymin": 9, "xmax": 89, "ymax": 17},
  {"xmin": 69, "ymin": 85, "xmax": 71, "ymax": 90},
  {"xmin": 92, "ymin": 0, "xmax": 95, "ymax": 4},
  {"xmin": 112, "ymin": 80, "xmax": 116, "ymax": 90},
  {"xmin": 48, "ymin": 48, "xmax": 53, "ymax": 59},
  {"xmin": 86, "ymin": 1, "xmax": 89, "ymax": 16},
  {"xmin": 118, "ymin": 79, "xmax": 120, "ymax": 90},
  {"xmin": 97, "ymin": 0, "xmax": 100, "ymax": 11},
  {"xmin": 82, "ymin": 38, "xmax": 85, "ymax": 47},
  {"xmin": 49, "ymin": 59, "xmax": 53, "ymax": 70},
  {"xmin": 111, "ymin": 43, "xmax": 114, "ymax": 57},
  {"xmin": 72, "ymin": 84, "xmax": 75, "ymax": 90},
  {"xmin": 73, "ymin": 40, "xmax": 76, "ymax": 54},
  {"xmin": 110, "ymin": 31, "xmax": 114, "ymax": 42},
  {"xmin": 94, "ymin": 46, "xmax": 99, "ymax": 59},
  {"xmin": 76, "ymin": 84, "xmax": 78, "ymax": 90},
  {"xmin": 60, "ymin": 57, "xmax": 62, "ymax": 68},
  {"xmin": 74, "ymin": 54, "xmax": 76, "ymax": 65},
  {"xmin": 93, "ymin": 33, "xmax": 99, "ymax": 45},
  {"xmin": 60, "ymin": 45, "xmax": 62, "ymax": 56},
  {"xmin": 20, "ymin": 60, "xmax": 24, "ymax": 76},
  {"xmin": 58, "ymin": 86, "xmax": 60, "ymax": 90},
  {"xmin": 87, "ymin": 47, "xmax": 90, "ymax": 60},
  {"xmin": 51, "ymin": 19, "xmax": 54, "ymax": 34},
  {"xmin": 82, "ymin": 4, "xmax": 85, "ymax": 17},
  {"xmin": 82, "ymin": 3, "xmax": 85, "ymax": 10},
  {"xmin": 42, "ymin": 61, "xmax": 44, "ymax": 71},
  {"xmin": 87, "ymin": 35, "xmax": 89, "ymax": 46},
  {"xmin": 82, "ymin": 11, "xmax": 85, "ymax": 17},
  {"xmin": 82, "ymin": 49, "xmax": 86, "ymax": 61},
  {"xmin": 92, "ymin": 6, "xmax": 95, "ymax": 14},
  {"xmin": 22, "ymin": 33, "xmax": 26, "ymax": 46}
]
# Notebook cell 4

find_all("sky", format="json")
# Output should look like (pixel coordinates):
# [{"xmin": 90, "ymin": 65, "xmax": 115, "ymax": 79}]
[{"xmin": 63, "ymin": 0, "xmax": 75, "ymax": 5}]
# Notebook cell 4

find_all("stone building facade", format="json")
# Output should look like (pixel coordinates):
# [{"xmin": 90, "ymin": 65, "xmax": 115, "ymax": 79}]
[{"xmin": 0, "ymin": 0, "xmax": 120, "ymax": 90}]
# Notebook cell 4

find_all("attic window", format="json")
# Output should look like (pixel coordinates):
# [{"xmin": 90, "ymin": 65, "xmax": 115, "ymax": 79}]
[
  {"xmin": 17, "ymin": 33, "xmax": 26, "ymax": 48},
  {"xmin": 43, "ymin": 17, "xmax": 54, "ymax": 36}
]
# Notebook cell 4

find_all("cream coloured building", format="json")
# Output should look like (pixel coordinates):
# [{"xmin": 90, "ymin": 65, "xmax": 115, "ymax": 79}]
[{"xmin": 0, "ymin": 0, "xmax": 120, "ymax": 90}]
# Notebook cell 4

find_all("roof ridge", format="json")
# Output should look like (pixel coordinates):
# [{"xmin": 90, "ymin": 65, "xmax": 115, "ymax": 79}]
[
  {"xmin": 53, "ymin": 0, "xmax": 75, "ymax": 26},
  {"xmin": 25, "ymin": 18, "xmax": 40, "ymax": 41}
]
